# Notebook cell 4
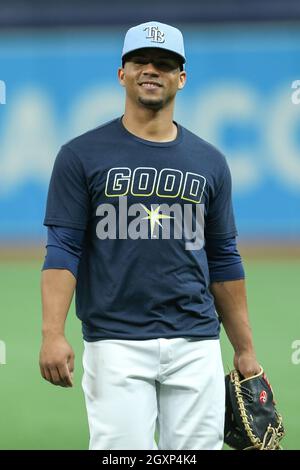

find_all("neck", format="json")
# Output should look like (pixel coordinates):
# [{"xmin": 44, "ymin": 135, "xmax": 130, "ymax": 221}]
[{"xmin": 122, "ymin": 100, "xmax": 177, "ymax": 142}]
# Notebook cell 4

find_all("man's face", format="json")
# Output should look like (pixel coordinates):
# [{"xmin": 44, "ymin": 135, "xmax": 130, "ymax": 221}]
[{"xmin": 118, "ymin": 48, "xmax": 186, "ymax": 110}]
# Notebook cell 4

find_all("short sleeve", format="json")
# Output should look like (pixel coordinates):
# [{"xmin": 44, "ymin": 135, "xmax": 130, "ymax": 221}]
[
  {"xmin": 205, "ymin": 161, "xmax": 238, "ymax": 239},
  {"xmin": 43, "ymin": 145, "xmax": 90, "ymax": 230}
]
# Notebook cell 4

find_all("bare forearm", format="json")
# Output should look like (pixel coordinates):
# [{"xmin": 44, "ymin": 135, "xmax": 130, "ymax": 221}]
[
  {"xmin": 210, "ymin": 279, "xmax": 260, "ymax": 377},
  {"xmin": 210, "ymin": 279, "xmax": 255, "ymax": 354},
  {"xmin": 41, "ymin": 269, "xmax": 76, "ymax": 337},
  {"xmin": 39, "ymin": 269, "xmax": 76, "ymax": 387}
]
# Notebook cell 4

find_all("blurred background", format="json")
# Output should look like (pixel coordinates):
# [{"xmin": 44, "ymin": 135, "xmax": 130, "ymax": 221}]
[{"xmin": 0, "ymin": 0, "xmax": 299, "ymax": 450}]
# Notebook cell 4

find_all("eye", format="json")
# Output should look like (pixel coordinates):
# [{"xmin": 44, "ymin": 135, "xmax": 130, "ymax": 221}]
[
  {"xmin": 154, "ymin": 60, "xmax": 178, "ymax": 71},
  {"xmin": 129, "ymin": 56, "xmax": 180, "ymax": 71},
  {"xmin": 131, "ymin": 57, "xmax": 149, "ymax": 65}
]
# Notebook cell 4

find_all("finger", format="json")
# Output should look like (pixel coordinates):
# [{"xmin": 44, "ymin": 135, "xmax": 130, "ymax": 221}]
[
  {"xmin": 49, "ymin": 366, "xmax": 63, "ymax": 386},
  {"xmin": 68, "ymin": 354, "xmax": 75, "ymax": 374},
  {"xmin": 43, "ymin": 366, "xmax": 54, "ymax": 384},
  {"xmin": 55, "ymin": 366, "xmax": 70, "ymax": 388},
  {"xmin": 39, "ymin": 364, "xmax": 47, "ymax": 381},
  {"xmin": 57, "ymin": 363, "xmax": 73, "ymax": 387},
  {"xmin": 68, "ymin": 355, "xmax": 75, "ymax": 382}
]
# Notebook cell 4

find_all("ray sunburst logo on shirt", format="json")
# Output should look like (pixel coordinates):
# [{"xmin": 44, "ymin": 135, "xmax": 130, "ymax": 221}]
[{"xmin": 95, "ymin": 166, "xmax": 206, "ymax": 250}]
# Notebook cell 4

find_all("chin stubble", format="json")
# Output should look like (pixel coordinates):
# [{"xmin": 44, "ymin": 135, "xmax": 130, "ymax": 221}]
[{"xmin": 138, "ymin": 96, "xmax": 164, "ymax": 110}]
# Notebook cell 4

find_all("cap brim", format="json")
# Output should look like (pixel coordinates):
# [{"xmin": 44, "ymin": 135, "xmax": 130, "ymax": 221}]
[{"xmin": 122, "ymin": 47, "xmax": 185, "ymax": 65}]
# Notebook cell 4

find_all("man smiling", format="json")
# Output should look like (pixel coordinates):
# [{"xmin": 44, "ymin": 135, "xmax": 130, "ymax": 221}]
[
  {"xmin": 121, "ymin": 48, "xmax": 185, "ymax": 111},
  {"xmin": 40, "ymin": 21, "xmax": 260, "ymax": 450}
]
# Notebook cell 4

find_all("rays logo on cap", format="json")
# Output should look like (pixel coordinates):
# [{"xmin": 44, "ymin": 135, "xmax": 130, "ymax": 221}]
[
  {"xmin": 143, "ymin": 26, "xmax": 165, "ymax": 43},
  {"xmin": 122, "ymin": 22, "xmax": 186, "ymax": 64}
]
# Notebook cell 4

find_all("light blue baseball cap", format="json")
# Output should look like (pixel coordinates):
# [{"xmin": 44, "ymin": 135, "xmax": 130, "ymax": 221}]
[{"xmin": 122, "ymin": 21, "xmax": 186, "ymax": 65}]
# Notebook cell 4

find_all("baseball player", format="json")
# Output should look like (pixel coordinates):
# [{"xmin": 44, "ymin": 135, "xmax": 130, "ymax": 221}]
[{"xmin": 39, "ymin": 21, "xmax": 260, "ymax": 450}]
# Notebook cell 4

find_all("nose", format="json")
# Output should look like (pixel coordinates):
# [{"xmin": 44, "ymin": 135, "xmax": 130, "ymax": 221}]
[{"xmin": 141, "ymin": 61, "xmax": 160, "ymax": 76}]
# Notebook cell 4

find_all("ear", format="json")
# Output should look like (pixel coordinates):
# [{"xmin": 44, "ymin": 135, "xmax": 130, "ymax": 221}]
[
  {"xmin": 118, "ymin": 67, "xmax": 125, "ymax": 87},
  {"xmin": 178, "ymin": 71, "xmax": 187, "ymax": 90}
]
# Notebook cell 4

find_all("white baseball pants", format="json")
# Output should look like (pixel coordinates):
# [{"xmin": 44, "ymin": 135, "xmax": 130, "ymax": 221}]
[{"xmin": 82, "ymin": 337, "xmax": 225, "ymax": 450}]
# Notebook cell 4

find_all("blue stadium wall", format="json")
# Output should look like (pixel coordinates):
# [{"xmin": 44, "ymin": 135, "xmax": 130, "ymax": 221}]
[{"xmin": 0, "ymin": 24, "xmax": 300, "ymax": 243}]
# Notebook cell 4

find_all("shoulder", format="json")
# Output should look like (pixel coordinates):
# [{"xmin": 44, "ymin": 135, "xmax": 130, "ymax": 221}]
[
  {"xmin": 181, "ymin": 125, "xmax": 228, "ymax": 166},
  {"xmin": 62, "ymin": 117, "xmax": 121, "ymax": 156}
]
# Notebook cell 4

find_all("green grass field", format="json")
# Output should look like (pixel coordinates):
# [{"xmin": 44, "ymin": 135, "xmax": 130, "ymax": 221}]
[{"xmin": 0, "ymin": 259, "xmax": 299, "ymax": 450}]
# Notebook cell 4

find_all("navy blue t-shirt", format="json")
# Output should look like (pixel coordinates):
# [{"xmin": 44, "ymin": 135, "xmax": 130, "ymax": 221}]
[{"xmin": 44, "ymin": 117, "xmax": 237, "ymax": 341}]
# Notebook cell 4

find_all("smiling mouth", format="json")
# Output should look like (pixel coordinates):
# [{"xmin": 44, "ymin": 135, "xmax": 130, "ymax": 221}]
[{"xmin": 139, "ymin": 82, "xmax": 162, "ymax": 89}]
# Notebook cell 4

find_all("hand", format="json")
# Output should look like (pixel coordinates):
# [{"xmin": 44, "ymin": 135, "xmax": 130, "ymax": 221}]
[
  {"xmin": 234, "ymin": 351, "xmax": 261, "ymax": 378},
  {"xmin": 39, "ymin": 334, "xmax": 75, "ymax": 387}
]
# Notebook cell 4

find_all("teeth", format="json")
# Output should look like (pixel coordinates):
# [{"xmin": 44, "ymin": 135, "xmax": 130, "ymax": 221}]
[{"xmin": 142, "ymin": 83, "xmax": 158, "ymax": 88}]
